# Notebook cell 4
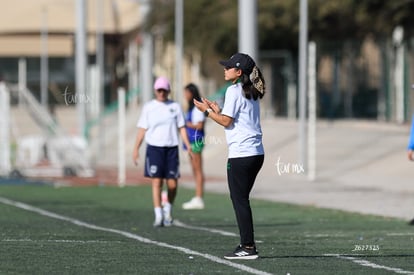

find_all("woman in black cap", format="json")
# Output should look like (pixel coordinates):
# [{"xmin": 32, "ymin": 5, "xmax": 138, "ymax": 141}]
[{"xmin": 194, "ymin": 53, "xmax": 265, "ymax": 260}]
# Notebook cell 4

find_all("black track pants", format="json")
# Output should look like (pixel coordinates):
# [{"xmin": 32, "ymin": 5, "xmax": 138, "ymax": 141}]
[{"xmin": 227, "ymin": 154, "xmax": 264, "ymax": 246}]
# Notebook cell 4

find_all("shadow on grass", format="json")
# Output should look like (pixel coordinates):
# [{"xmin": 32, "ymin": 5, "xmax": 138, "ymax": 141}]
[
  {"xmin": 256, "ymin": 222, "xmax": 302, "ymax": 227},
  {"xmin": 193, "ymin": 222, "xmax": 302, "ymax": 228},
  {"xmin": 259, "ymin": 254, "xmax": 414, "ymax": 259}
]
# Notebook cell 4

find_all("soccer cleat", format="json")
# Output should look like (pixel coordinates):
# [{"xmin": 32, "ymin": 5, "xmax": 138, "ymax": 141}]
[
  {"xmin": 182, "ymin": 197, "xmax": 205, "ymax": 210},
  {"xmin": 163, "ymin": 215, "xmax": 173, "ymax": 227},
  {"xmin": 153, "ymin": 218, "xmax": 163, "ymax": 227},
  {"xmin": 224, "ymin": 245, "xmax": 259, "ymax": 260}
]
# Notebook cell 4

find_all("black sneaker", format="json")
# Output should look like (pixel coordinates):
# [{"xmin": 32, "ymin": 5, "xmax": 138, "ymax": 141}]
[
  {"xmin": 224, "ymin": 245, "xmax": 259, "ymax": 260},
  {"xmin": 409, "ymin": 218, "xmax": 414, "ymax": 225}
]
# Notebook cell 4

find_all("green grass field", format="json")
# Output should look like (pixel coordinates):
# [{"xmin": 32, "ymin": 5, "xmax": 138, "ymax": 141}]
[{"xmin": 1, "ymin": 183, "xmax": 413, "ymax": 275}]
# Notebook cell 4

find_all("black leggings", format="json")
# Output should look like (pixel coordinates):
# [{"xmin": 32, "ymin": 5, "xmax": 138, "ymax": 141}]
[{"xmin": 227, "ymin": 155, "xmax": 264, "ymax": 246}]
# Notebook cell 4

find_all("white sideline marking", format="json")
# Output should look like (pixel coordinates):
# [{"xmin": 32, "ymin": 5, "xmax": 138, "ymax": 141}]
[
  {"xmin": 2, "ymin": 238, "xmax": 120, "ymax": 244},
  {"xmin": 174, "ymin": 220, "xmax": 238, "ymax": 237},
  {"xmin": 387, "ymin": 233, "xmax": 414, "ymax": 236},
  {"xmin": 0, "ymin": 197, "xmax": 272, "ymax": 275},
  {"xmin": 325, "ymin": 254, "xmax": 414, "ymax": 274},
  {"xmin": 304, "ymin": 233, "xmax": 347, "ymax": 238}
]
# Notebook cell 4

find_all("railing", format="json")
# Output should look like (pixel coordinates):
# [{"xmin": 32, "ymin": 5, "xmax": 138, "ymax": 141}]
[{"xmin": 8, "ymin": 84, "xmax": 92, "ymax": 177}]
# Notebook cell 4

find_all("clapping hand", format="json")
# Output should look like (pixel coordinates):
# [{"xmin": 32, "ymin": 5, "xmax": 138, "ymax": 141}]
[
  {"xmin": 203, "ymin": 98, "xmax": 221, "ymax": 113},
  {"xmin": 193, "ymin": 98, "xmax": 220, "ymax": 113},
  {"xmin": 193, "ymin": 98, "xmax": 209, "ymax": 112}
]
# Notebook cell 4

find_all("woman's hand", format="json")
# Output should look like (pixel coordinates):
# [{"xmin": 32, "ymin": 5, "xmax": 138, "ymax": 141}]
[
  {"xmin": 132, "ymin": 128, "xmax": 146, "ymax": 166},
  {"xmin": 193, "ymin": 98, "xmax": 210, "ymax": 112},
  {"xmin": 203, "ymin": 98, "xmax": 221, "ymax": 113},
  {"xmin": 132, "ymin": 149, "xmax": 139, "ymax": 166},
  {"xmin": 194, "ymin": 98, "xmax": 233, "ymax": 127},
  {"xmin": 187, "ymin": 148, "xmax": 194, "ymax": 160},
  {"xmin": 179, "ymin": 127, "xmax": 194, "ymax": 160},
  {"xmin": 408, "ymin": 150, "xmax": 414, "ymax": 161}
]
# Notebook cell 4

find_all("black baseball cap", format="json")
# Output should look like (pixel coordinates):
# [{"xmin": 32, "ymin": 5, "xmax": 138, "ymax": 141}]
[{"xmin": 219, "ymin": 53, "xmax": 256, "ymax": 75}]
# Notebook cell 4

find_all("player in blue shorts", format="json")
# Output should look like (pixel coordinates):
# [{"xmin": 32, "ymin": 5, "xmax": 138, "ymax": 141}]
[{"xmin": 132, "ymin": 76, "xmax": 192, "ymax": 227}]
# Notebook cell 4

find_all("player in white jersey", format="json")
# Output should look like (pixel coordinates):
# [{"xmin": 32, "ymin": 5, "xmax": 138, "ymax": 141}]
[
  {"xmin": 194, "ymin": 53, "xmax": 266, "ymax": 260},
  {"xmin": 132, "ymin": 76, "xmax": 192, "ymax": 227}
]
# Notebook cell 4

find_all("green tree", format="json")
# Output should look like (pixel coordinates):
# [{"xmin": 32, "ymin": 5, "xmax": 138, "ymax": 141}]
[{"xmin": 145, "ymin": 0, "xmax": 414, "ymax": 76}]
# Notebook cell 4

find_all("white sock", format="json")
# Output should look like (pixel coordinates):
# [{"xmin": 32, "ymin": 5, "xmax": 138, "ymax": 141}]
[
  {"xmin": 163, "ymin": 202, "xmax": 172, "ymax": 217},
  {"xmin": 154, "ymin": 207, "xmax": 163, "ymax": 220}
]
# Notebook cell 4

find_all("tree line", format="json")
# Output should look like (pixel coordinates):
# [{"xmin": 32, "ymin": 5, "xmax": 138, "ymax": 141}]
[{"xmin": 145, "ymin": 0, "xmax": 414, "ymax": 77}]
